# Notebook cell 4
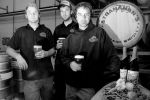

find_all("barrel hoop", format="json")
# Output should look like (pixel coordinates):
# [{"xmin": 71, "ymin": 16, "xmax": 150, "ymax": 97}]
[
  {"xmin": 0, "ymin": 86, "xmax": 10, "ymax": 91},
  {"xmin": 0, "ymin": 68, "xmax": 11, "ymax": 72},
  {"xmin": 0, "ymin": 69, "xmax": 12, "ymax": 74},
  {"xmin": 0, "ymin": 71, "xmax": 13, "ymax": 81},
  {"xmin": 0, "ymin": 62, "xmax": 10, "ymax": 71}
]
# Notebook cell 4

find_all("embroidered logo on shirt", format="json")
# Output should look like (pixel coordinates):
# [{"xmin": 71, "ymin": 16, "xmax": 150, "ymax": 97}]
[
  {"xmin": 70, "ymin": 29, "xmax": 74, "ymax": 33},
  {"xmin": 89, "ymin": 36, "xmax": 98, "ymax": 42},
  {"xmin": 40, "ymin": 32, "xmax": 46, "ymax": 37}
]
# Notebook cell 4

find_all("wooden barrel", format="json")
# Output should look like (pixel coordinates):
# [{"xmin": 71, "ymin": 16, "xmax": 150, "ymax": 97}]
[
  {"xmin": 11, "ymin": 60, "xmax": 23, "ymax": 93},
  {"xmin": 91, "ymin": 81, "xmax": 150, "ymax": 100},
  {"xmin": 0, "ymin": 54, "xmax": 13, "ymax": 99},
  {"xmin": 97, "ymin": 1, "xmax": 145, "ymax": 48}
]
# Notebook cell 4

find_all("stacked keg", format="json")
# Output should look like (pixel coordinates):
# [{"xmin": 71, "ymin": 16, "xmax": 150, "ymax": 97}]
[{"xmin": 0, "ymin": 54, "xmax": 13, "ymax": 99}]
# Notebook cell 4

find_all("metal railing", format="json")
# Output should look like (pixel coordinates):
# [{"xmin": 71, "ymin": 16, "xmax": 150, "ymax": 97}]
[{"xmin": 0, "ymin": 6, "xmax": 58, "ymax": 17}]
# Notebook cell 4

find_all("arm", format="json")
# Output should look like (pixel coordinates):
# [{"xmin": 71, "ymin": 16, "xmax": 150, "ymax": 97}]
[
  {"xmin": 60, "ymin": 36, "xmax": 73, "ymax": 69},
  {"xmin": 60, "ymin": 35, "xmax": 82, "ymax": 72},
  {"xmin": 44, "ymin": 47, "xmax": 55, "ymax": 57},
  {"xmin": 6, "ymin": 28, "xmax": 28, "ymax": 70},
  {"xmin": 101, "ymin": 29, "xmax": 120, "ymax": 83},
  {"xmin": 35, "ymin": 47, "xmax": 55, "ymax": 59},
  {"xmin": 6, "ymin": 46, "xmax": 28, "ymax": 70},
  {"xmin": 6, "ymin": 46, "xmax": 20, "ymax": 60},
  {"xmin": 53, "ymin": 27, "xmax": 64, "ymax": 50}
]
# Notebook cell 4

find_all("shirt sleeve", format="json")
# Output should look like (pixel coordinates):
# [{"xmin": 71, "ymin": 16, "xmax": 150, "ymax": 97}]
[
  {"xmin": 100, "ymin": 28, "xmax": 120, "ymax": 83},
  {"xmin": 7, "ymin": 29, "xmax": 21, "ymax": 50},
  {"xmin": 60, "ymin": 36, "xmax": 73, "ymax": 71}
]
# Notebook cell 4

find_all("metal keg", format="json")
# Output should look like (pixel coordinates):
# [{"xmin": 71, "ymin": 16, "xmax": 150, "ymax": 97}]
[{"xmin": 0, "ymin": 54, "xmax": 13, "ymax": 99}]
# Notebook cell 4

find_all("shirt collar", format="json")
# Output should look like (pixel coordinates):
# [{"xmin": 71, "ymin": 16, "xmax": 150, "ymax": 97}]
[
  {"xmin": 26, "ymin": 23, "xmax": 42, "ymax": 30},
  {"xmin": 62, "ymin": 21, "xmax": 76, "ymax": 28}
]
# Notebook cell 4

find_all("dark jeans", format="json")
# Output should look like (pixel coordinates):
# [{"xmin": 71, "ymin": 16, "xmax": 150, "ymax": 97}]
[
  {"xmin": 23, "ymin": 76, "xmax": 54, "ymax": 100},
  {"xmin": 66, "ymin": 84, "xmax": 95, "ymax": 100},
  {"xmin": 54, "ymin": 58, "xmax": 66, "ymax": 100}
]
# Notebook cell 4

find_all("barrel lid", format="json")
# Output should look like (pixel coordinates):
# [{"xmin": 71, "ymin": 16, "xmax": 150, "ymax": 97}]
[{"xmin": 97, "ymin": 1, "xmax": 145, "ymax": 48}]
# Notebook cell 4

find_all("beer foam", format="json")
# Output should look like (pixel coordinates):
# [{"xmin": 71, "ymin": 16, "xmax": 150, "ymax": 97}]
[
  {"xmin": 58, "ymin": 37, "xmax": 66, "ymax": 40},
  {"xmin": 34, "ymin": 45, "xmax": 42, "ymax": 48},
  {"xmin": 74, "ymin": 55, "xmax": 84, "ymax": 59}
]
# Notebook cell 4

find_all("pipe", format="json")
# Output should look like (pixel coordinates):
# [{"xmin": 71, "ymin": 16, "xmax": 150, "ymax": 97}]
[
  {"xmin": 13, "ymin": 0, "xmax": 15, "ymax": 33},
  {"xmin": 39, "ymin": 0, "xmax": 41, "ymax": 23},
  {"xmin": 0, "ymin": 5, "xmax": 149, "ymax": 17},
  {"xmin": 54, "ymin": 0, "xmax": 57, "ymax": 27},
  {"xmin": 0, "ymin": 6, "xmax": 58, "ymax": 17},
  {"xmin": 56, "ymin": 0, "xmax": 61, "ymax": 3},
  {"xmin": 0, "ymin": 6, "xmax": 8, "ymax": 11}
]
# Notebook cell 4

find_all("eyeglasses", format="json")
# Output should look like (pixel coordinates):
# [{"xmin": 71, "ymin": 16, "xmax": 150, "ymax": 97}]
[{"xmin": 77, "ymin": 13, "xmax": 90, "ymax": 18}]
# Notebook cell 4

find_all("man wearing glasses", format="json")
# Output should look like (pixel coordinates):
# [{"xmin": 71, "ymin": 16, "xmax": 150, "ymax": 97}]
[{"xmin": 60, "ymin": 2, "xmax": 120, "ymax": 100}]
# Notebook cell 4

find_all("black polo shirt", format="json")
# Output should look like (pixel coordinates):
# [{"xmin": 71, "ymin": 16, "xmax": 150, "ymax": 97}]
[
  {"xmin": 53, "ymin": 21, "xmax": 77, "ymax": 48},
  {"xmin": 8, "ymin": 24, "xmax": 54, "ymax": 80}
]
